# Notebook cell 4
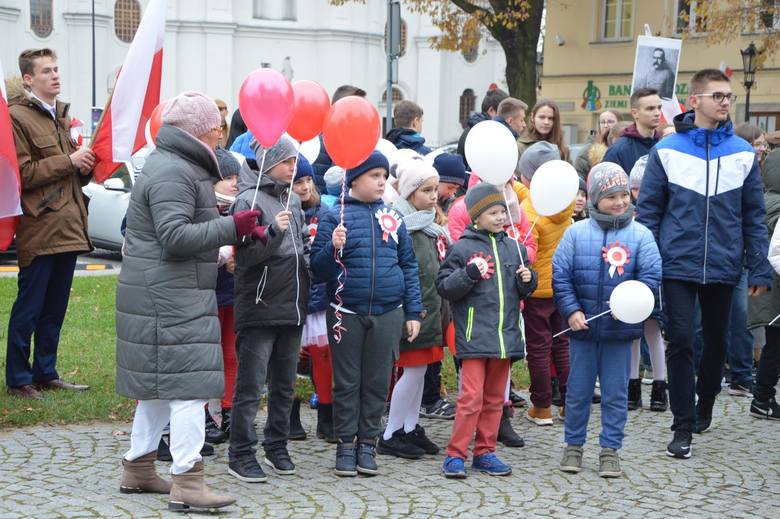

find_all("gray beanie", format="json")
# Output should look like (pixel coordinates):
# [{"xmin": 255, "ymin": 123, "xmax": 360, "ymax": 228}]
[
  {"xmin": 324, "ymin": 166, "xmax": 345, "ymax": 196},
  {"xmin": 465, "ymin": 183, "xmax": 506, "ymax": 222},
  {"xmin": 249, "ymin": 133, "xmax": 298, "ymax": 175},
  {"xmin": 518, "ymin": 141, "xmax": 561, "ymax": 180},
  {"xmin": 630, "ymin": 155, "xmax": 648, "ymax": 190},
  {"xmin": 587, "ymin": 162, "xmax": 629, "ymax": 206},
  {"xmin": 215, "ymin": 148, "xmax": 241, "ymax": 179}
]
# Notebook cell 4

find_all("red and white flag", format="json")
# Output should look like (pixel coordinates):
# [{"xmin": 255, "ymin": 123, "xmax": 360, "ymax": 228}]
[
  {"xmin": 719, "ymin": 61, "xmax": 733, "ymax": 78},
  {"xmin": 91, "ymin": 0, "xmax": 166, "ymax": 182},
  {"xmin": 0, "ymin": 57, "xmax": 22, "ymax": 250}
]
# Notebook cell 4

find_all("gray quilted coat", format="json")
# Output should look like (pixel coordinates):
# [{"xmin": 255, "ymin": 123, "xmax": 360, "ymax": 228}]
[{"xmin": 116, "ymin": 125, "xmax": 237, "ymax": 400}]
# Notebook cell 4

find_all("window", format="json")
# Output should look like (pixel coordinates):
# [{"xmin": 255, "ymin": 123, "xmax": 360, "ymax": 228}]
[
  {"xmin": 459, "ymin": 89, "xmax": 476, "ymax": 128},
  {"xmin": 759, "ymin": 0, "xmax": 780, "ymax": 30},
  {"xmin": 30, "ymin": 0, "xmax": 53, "ymax": 38},
  {"xmin": 381, "ymin": 87, "xmax": 404, "ymax": 103},
  {"xmin": 750, "ymin": 112, "xmax": 778, "ymax": 133},
  {"xmin": 114, "ymin": 0, "xmax": 142, "ymax": 43},
  {"xmin": 384, "ymin": 19, "xmax": 408, "ymax": 57},
  {"xmin": 676, "ymin": 0, "xmax": 706, "ymax": 34},
  {"xmin": 602, "ymin": 0, "xmax": 633, "ymax": 40},
  {"xmin": 253, "ymin": 0, "xmax": 297, "ymax": 21}
]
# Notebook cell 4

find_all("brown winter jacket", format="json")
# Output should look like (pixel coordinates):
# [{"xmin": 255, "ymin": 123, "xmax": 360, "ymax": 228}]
[{"xmin": 8, "ymin": 90, "xmax": 92, "ymax": 267}]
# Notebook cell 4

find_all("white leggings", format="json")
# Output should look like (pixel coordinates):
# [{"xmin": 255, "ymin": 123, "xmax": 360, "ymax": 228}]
[
  {"xmin": 124, "ymin": 399, "xmax": 206, "ymax": 474},
  {"xmin": 630, "ymin": 319, "xmax": 666, "ymax": 381},
  {"xmin": 383, "ymin": 365, "xmax": 427, "ymax": 440}
]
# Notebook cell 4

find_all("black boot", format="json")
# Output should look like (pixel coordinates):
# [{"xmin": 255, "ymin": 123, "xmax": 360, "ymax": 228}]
[
  {"xmin": 157, "ymin": 437, "xmax": 172, "ymax": 462},
  {"xmin": 220, "ymin": 408, "xmax": 232, "ymax": 437},
  {"xmin": 627, "ymin": 379, "xmax": 642, "ymax": 411},
  {"xmin": 205, "ymin": 412, "xmax": 227, "ymax": 445},
  {"xmin": 316, "ymin": 403, "xmax": 337, "ymax": 443},
  {"xmin": 551, "ymin": 377, "xmax": 563, "ymax": 407},
  {"xmin": 289, "ymin": 398, "xmax": 307, "ymax": 441},
  {"xmin": 497, "ymin": 406, "xmax": 525, "ymax": 448},
  {"xmin": 650, "ymin": 380, "xmax": 668, "ymax": 412}
]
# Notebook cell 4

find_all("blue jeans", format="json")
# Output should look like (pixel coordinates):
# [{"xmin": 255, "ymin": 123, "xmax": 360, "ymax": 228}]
[
  {"xmin": 726, "ymin": 270, "xmax": 754, "ymax": 386},
  {"xmin": 5, "ymin": 252, "xmax": 78, "ymax": 388},
  {"xmin": 565, "ymin": 339, "xmax": 632, "ymax": 450}
]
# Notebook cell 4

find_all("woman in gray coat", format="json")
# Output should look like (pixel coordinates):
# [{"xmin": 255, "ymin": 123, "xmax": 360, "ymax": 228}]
[{"xmin": 116, "ymin": 92, "xmax": 261, "ymax": 512}]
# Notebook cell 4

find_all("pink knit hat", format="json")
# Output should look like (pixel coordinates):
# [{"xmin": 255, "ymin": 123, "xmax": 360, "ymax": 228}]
[
  {"xmin": 396, "ymin": 157, "xmax": 439, "ymax": 200},
  {"xmin": 162, "ymin": 91, "xmax": 221, "ymax": 138}
]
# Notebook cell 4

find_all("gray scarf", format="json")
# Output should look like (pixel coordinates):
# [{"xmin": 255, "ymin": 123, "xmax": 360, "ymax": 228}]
[
  {"xmin": 587, "ymin": 201, "xmax": 634, "ymax": 231},
  {"xmin": 393, "ymin": 198, "xmax": 450, "ymax": 242}
]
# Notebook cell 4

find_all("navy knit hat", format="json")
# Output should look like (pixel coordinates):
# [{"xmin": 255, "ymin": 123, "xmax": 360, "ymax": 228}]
[
  {"xmin": 215, "ymin": 148, "xmax": 241, "ymax": 179},
  {"xmin": 345, "ymin": 151, "xmax": 389, "ymax": 187},
  {"xmin": 432, "ymin": 153, "xmax": 466, "ymax": 186},
  {"xmin": 294, "ymin": 154, "xmax": 313, "ymax": 182},
  {"xmin": 465, "ymin": 183, "xmax": 506, "ymax": 222}
]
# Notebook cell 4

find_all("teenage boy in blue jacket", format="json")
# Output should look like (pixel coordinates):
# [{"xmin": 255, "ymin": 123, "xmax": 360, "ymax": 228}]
[
  {"xmin": 637, "ymin": 68, "xmax": 773, "ymax": 459},
  {"xmin": 311, "ymin": 151, "xmax": 424, "ymax": 477},
  {"xmin": 553, "ymin": 162, "xmax": 661, "ymax": 478}
]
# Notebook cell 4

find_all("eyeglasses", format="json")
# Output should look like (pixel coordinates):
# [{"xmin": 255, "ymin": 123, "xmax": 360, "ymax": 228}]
[{"xmin": 695, "ymin": 92, "xmax": 737, "ymax": 104}]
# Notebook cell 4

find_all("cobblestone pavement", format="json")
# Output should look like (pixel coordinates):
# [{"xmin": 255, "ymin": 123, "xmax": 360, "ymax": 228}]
[{"xmin": 1, "ymin": 385, "xmax": 778, "ymax": 518}]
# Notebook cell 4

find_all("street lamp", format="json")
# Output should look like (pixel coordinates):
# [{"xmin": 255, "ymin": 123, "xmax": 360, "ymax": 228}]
[{"xmin": 740, "ymin": 41, "xmax": 758, "ymax": 123}]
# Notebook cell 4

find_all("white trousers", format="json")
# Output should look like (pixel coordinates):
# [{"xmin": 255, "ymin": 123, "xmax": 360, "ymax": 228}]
[{"xmin": 124, "ymin": 399, "xmax": 206, "ymax": 475}]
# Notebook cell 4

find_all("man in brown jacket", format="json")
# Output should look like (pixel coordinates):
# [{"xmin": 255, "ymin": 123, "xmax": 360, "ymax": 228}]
[{"xmin": 6, "ymin": 48, "xmax": 94, "ymax": 399}]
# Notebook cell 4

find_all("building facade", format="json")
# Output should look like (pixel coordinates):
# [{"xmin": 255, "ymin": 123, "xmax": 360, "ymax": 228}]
[
  {"xmin": 542, "ymin": 0, "xmax": 780, "ymax": 144},
  {"xmin": 0, "ymin": 0, "xmax": 508, "ymax": 146}
]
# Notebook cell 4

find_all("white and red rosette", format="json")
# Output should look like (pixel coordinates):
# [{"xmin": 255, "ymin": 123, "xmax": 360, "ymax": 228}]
[
  {"xmin": 436, "ymin": 234, "xmax": 448, "ymax": 261},
  {"xmin": 375, "ymin": 208, "xmax": 401, "ymax": 243},
  {"xmin": 467, "ymin": 251, "xmax": 495, "ymax": 280},
  {"xmin": 602, "ymin": 241, "xmax": 631, "ymax": 278}
]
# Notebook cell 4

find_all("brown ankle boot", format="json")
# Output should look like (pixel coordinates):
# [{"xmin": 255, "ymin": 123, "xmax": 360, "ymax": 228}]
[
  {"xmin": 168, "ymin": 461, "xmax": 235, "ymax": 512},
  {"xmin": 120, "ymin": 452, "xmax": 172, "ymax": 494}
]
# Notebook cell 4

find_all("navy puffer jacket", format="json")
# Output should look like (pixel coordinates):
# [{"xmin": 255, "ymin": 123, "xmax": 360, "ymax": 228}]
[
  {"xmin": 602, "ymin": 124, "xmax": 659, "ymax": 174},
  {"xmin": 311, "ymin": 196, "xmax": 424, "ymax": 321},
  {"xmin": 553, "ymin": 217, "xmax": 662, "ymax": 342}
]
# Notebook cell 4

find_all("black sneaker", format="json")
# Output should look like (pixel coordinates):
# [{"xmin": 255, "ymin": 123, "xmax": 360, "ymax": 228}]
[
  {"xmin": 627, "ymin": 379, "xmax": 642, "ymax": 410},
  {"xmin": 497, "ymin": 408, "xmax": 525, "ymax": 448},
  {"xmin": 228, "ymin": 456, "xmax": 268, "ymax": 483},
  {"xmin": 356, "ymin": 441, "xmax": 379, "ymax": 476},
  {"xmin": 509, "ymin": 390, "xmax": 527, "ymax": 408},
  {"xmin": 728, "ymin": 382, "xmax": 753, "ymax": 398},
  {"xmin": 649, "ymin": 380, "xmax": 668, "ymax": 412},
  {"xmin": 405, "ymin": 425, "xmax": 440, "ymax": 455},
  {"xmin": 666, "ymin": 429, "xmax": 692, "ymax": 459},
  {"xmin": 377, "ymin": 429, "xmax": 425, "ymax": 459},
  {"xmin": 551, "ymin": 377, "xmax": 563, "ymax": 407},
  {"xmin": 420, "ymin": 399, "xmax": 456, "ymax": 420},
  {"xmin": 693, "ymin": 399, "xmax": 714, "ymax": 434},
  {"xmin": 264, "ymin": 447, "xmax": 296, "ymax": 475},
  {"xmin": 220, "ymin": 408, "xmax": 232, "ymax": 437},
  {"xmin": 200, "ymin": 442, "xmax": 214, "ymax": 457},
  {"xmin": 750, "ymin": 397, "xmax": 780, "ymax": 420},
  {"xmin": 334, "ymin": 442, "xmax": 357, "ymax": 477},
  {"xmin": 288, "ymin": 398, "xmax": 307, "ymax": 441},
  {"xmin": 205, "ymin": 412, "xmax": 227, "ymax": 444}
]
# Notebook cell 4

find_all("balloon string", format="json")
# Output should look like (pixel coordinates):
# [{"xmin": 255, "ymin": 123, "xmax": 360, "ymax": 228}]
[
  {"xmin": 553, "ymin": 309, "xmax": 612, "ymax": 338},
  {"xmin": 502, "ymin": 191, "xmax": 525, "ymax": 269},
  {"xmin": 332, "ymin": 168, "xmax": 348, "ymax": 343},
  {"xmin": 250, "ymin": 148, "xmax": 267, "ymax": 212},
  {"xmin": 522, "ymin": 216, "xmax": 538, "ymax": 246},
  {"xmin": 284, "ymin": 152, "xmax": 299, "ymax": 211}
]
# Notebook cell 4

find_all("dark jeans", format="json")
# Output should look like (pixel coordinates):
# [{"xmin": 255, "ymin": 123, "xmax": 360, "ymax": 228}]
[
  {"xmin": 422, "ymin": 361, "xmax": 442, "ymax": 407},
  {"xmin": 663, "ymin": 279, "xmax": 734, "ymax": 432},
  {"xmin": 523, "ymin": 297, "xmax": 570, "ymax": 408},
  {"xmin": 228, "ymin": 325, "xmax": 302, "ymax": 460},
  {"xmin": 5, "ymin": 252, "xmax": 77, "ymax": 388},
  {"xmin": 726, "ymin": 269, "xmax": 754, "ymax": 386},
  {"xmin": 754, "ymin": 326, "xmax": 780, "ymax": 401},
  {"xmin": 327, "ymin": 307, "xmax": 404, "ymax": 441}
]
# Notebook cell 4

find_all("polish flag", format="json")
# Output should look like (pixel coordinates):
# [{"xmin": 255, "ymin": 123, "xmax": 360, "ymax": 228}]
[
  {"xmin": 91, "ymin": 0, "xmax": 166, "ymax": 183},
  {"xmin": 719, "ymin": 61, "xmax": 733, "ymax": 78},
  {"xmin": 0, "ymin": 57, "xmax": 22, "ymax": 251}
]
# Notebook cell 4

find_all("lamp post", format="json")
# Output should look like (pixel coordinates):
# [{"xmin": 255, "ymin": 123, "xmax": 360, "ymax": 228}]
[{"xmin": 740, "ymin": 41, "xmax": 757, "ymax": 123}]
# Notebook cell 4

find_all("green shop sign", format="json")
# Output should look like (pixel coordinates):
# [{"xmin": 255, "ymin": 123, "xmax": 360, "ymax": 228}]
[{"xmin": 581, "ymin": 80, "xmax": 688, "ymax": 111}]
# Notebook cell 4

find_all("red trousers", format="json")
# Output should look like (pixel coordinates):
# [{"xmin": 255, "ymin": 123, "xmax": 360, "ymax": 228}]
[
  {"xmin": 309, "ymin": 346, "xmax": 333, "ymax": 404},
  {"xmin": 446, "ymin": 358, "xmax": 510, "ymax": 459},
  {"xmin": 218, "ymin": 306, "xmax": 237, "ymax": 409}
]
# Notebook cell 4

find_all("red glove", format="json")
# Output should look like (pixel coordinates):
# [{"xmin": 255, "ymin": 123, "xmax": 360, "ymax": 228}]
[
  {"xmin": 233, "ymin": 210, "xmax": 261, "ymax": 237},
  {"xmin": 250, "ymin": 225, "xmax": 269, "ymax": 245}
]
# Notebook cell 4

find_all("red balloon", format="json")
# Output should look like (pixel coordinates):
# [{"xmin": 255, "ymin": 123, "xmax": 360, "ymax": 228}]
[
  {"xmin": 149, "ymin": 101, "xmax": 166, "ymax": 142},
  {"xmin": 322, "ymin": 96, "xmax": 380, "ymax": 169},
  {"xmin": 287, "ymin": 81, "xmax": 330, "ymax": 142},
  {"xmin": 0, "ymin": 216, "xmax": 19, "ymax": 252},
  {"xmin": 239, "ymin": 69, "xmax": 294, "ymax": 148}
]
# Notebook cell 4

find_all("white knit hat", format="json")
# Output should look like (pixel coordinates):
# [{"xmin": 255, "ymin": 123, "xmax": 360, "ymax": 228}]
[
  {"xmin": 162, "ymin": 91, "xmax": 221, "ymax": 138},
  {"xmin": 396, "ymin": 157, "xmax": 439, "ymax": 200}
]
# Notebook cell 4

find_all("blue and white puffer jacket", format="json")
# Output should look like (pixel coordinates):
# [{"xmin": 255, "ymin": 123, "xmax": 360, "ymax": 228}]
[
  {"xmin": 310, "ymin": 196, "xmax": 424, "ymax": 321},
  {"xmin": 553, "ymin": 217, "xmax": 662, "ymax": 342},
  {"xmin": 636, "ymin": 111, "xmax": 772, "ymax": 286}
]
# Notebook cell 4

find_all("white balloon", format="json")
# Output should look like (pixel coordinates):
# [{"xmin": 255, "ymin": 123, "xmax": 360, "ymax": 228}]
[
  {"xmin": 299, "ymin": 137, "xmax": 321, "ymax": 164},
  {"xmin": 529, "ymin": 160, "xmax": 579, "ymax": 216},
  {"xmin": 375, "ymin": 138, "xmax": 399, "ymax": 165},
  {"xmin": 464, "ymin": 120, "xmax": 518, "ymax": 186},
  {"xmin": 424, "ymin": 148, "xmax": 446, "ymax": 164},
  {"xmin": 609, "ymin": 280, "xmax": 655, "ymax": 324}
]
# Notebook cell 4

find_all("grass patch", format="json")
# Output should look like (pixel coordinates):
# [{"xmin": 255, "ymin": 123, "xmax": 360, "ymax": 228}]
[{"xmin": 0, "ymin": 275, "xmax": 530, "ymax": 428}]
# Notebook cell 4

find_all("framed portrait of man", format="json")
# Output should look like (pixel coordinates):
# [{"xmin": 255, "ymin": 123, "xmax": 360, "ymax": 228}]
[{"xmin": 631, "ymin": 36, "xmax": 682, "ymax": 100}]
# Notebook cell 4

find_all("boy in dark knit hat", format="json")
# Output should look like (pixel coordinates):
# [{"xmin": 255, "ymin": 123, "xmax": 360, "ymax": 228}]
[
  {"xmin": 437, "ymin": 183, "xmax": 537, "ymax": 478},
  {"xmin": 311, "ymin": 150, "xmax": 424, "ymax": 477},
  {"xmin": 432, "ymin": 153, "xmax": 467, "ymax": 214}
]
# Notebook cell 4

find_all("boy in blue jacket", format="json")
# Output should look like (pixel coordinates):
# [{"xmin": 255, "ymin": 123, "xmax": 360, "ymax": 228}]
[
  {"xmin": 553, "ymin": 162, "xmax": 661, "ymax": 478},
  {"xmin": 311, "ymin": 151, "xmax": 424, "ymax": 477},
  {"xmin": 437, "ymin": 183, "xmax": 537, "ymax": 478}
]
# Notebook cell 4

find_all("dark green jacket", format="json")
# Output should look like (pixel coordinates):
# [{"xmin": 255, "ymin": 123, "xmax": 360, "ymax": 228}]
[
  {"xmin": 749, "ymin": 149, "xmax": 780, "ymax": 329},
  {"xmin": 400, "ymin": 231, "xmax": 444, "ymax": 351}
]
